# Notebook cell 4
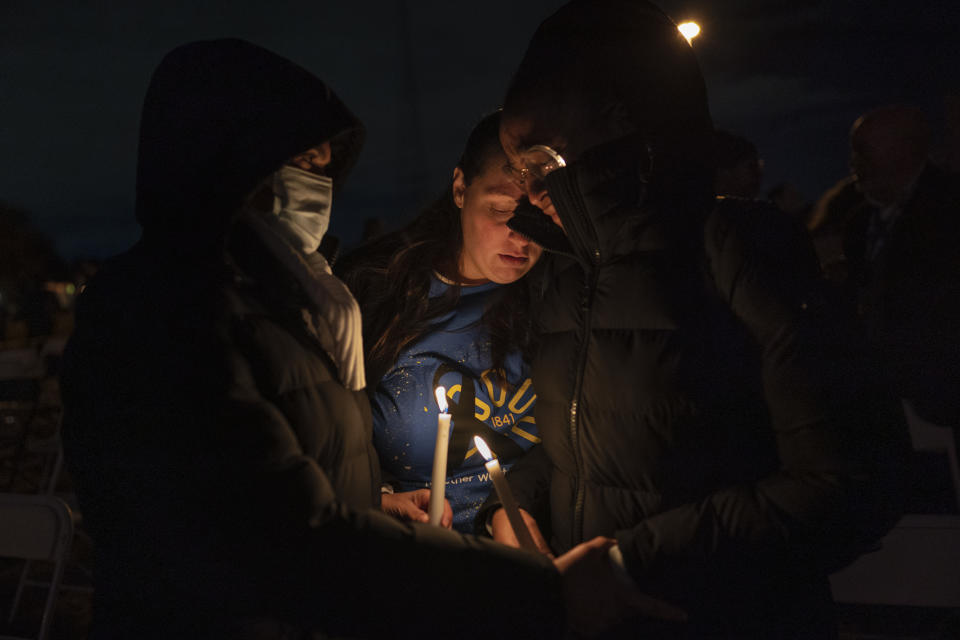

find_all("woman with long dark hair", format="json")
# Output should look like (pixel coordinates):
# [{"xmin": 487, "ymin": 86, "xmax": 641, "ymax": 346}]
[{"xmin": 340, "ymin": 111, "xmax": 544, "ymax": 533}]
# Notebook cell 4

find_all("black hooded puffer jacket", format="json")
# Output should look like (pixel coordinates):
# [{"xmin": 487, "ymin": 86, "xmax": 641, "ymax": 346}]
[
  {"xmin": 503, "ymin": 137, "xmax": 906, "ymax": 637},
  {"xmin": 485, "ymin": 1, "xmax": 907, "ymax": 636},
  {"xmin": 61, "ymin": 39, "xmax": 561, "ymax": 640}
]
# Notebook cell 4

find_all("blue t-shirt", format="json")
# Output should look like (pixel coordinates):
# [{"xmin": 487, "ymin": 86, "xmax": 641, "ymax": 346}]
[{"xmin": 370, "ymin": 277, "xmax": 539, "ymax": 532}]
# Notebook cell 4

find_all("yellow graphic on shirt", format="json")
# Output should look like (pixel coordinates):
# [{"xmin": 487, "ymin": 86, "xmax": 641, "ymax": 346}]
[
  {"xmin": 511, "ymin": 415, "xmax": 539, "ymax": 443},
  {"xmin": 454, "ymin": 368, "xmax": 539, "ymax": 460},
  {"xmin": 481, "ymin": 369, "xmax": 508, "ymax": 407},
  {"xmin": 507, "ymin": 378, "xmax": 535, "ymax": 414}
]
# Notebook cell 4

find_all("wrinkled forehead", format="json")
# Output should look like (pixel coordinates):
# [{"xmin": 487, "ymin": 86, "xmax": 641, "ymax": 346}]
[
  {"xmin": 472, "ymin": 153, "xmax": 524, "ymax": 196},
  {"xmin": 482, "ymin": 167, "xmax": 524, "ymax": 197}
]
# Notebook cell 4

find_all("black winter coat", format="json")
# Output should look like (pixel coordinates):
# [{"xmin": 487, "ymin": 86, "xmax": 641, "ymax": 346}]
[
  {"xmin": 61, "ymin": 39, "xmax": 561, "ymax": 640},
  {"xmin": 843, "ymin": 164, "xmax": 960, "ymax": 427},
  {"xmin": 493, "ymin": 135, "xmax": 906, "ymax": 638}
]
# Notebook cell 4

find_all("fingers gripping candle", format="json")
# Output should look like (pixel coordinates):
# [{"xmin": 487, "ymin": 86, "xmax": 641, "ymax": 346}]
[
  {"xmin": 474, "ymin": 436, "xmax": 538, "ymax": 551},
  {"xmin": 428, "ymin": 387, "xmax": 452, "ymax": 525}
]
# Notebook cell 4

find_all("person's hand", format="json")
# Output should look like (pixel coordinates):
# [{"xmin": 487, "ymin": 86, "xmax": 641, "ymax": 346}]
[
  {"xmin": 554, "ymin": 537, "xmax": 687, "ymax": 638},
  {"xmin": 380, "ymin": 489, "xmax": 452, "ymax": 529},
  {"xmin": 491, "ymin": 507, "xmax": 553, "ymax": 558}
]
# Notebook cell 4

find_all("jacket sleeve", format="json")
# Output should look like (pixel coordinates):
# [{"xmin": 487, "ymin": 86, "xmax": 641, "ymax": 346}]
[
  {"xmin": 614, "ymin": 203, "xmax": 908, "ymax": 599},
  {"xmin": 178, "ymin": 326, "xmax": 564, "ymax": 639}
]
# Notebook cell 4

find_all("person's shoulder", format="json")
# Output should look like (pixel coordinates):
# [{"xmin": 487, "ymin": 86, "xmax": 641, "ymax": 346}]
[
  {"xmin": 920, "ymin": 163, "xmax": 960, "ymax": 193},
  {"xmin": 705, "ymin": 196, "xmax": 821, "ymax": 284},
  {"xmin": 912, "ymin": 164, "xmax": 960, "ymax": 219},
  {"xmin": 337, "ymin": 231, "xmax": 409, "ymax": 307},
  {"xmin": 706, "ymin": 196, "xmax": 798, "ymax": 253},
  {"xmin": 75, "ymin": 244, "xmax": 238, "ymax": 323},
  {"xmin": 337, "ymin": 232, "xmax": 405, "ymax": 279}
]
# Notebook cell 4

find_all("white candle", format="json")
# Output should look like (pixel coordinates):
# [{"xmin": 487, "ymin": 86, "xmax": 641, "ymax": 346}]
[
  {"xmin": 473, "ymin": 436, "xmax": 538, "ymax": 551},
  {"xmin": 428, "ymin": 386, "xmax": 452, "ymax": 525}
]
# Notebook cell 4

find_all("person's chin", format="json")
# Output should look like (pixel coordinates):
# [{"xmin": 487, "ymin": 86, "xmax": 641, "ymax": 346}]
[{"xmin": 494, "ymin": 254, "xmax": 531, "ymax": 282}]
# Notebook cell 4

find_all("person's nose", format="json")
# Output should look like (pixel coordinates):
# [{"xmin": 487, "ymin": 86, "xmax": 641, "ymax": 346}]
[
  {"xmin": 508, "ymin": 224, "xmax": 530, "ymax": 247},
  {"xmin": 527, "ymin": 178, "xmax": 550, "ymax": 212}
]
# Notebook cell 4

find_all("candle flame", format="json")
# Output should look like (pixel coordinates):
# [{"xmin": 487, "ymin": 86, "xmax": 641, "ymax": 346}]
[
  {"xmin": 435, "ymin": 386, "xmax": 448, "ymax": 414},
  {"xmin": 473, "ymin": 436, "xmax": 494, "ymax": 462},
  {"xmin": 677, "ymin": 21, "xmax": 700, "ymax": 44}
]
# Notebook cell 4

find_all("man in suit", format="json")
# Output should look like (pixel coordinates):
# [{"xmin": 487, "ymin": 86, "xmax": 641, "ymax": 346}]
[{"xmin": 845, "ymin": 104, "xmax": 960, "ymax": 434}]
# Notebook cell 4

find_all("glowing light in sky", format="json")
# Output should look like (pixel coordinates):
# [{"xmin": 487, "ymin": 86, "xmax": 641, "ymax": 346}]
[{"xmin": 677, "ymin": 21, "xmax": 701, "ymax": 44}]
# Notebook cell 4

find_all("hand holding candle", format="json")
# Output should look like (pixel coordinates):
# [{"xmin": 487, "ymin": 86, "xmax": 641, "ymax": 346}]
[
  {"xmin": 428, "ymin": 387, "xmax": 452, "ymax": 525},
  {"xmin": 474, "ymin": 435, "xmax": 538, "ymax": 552}
]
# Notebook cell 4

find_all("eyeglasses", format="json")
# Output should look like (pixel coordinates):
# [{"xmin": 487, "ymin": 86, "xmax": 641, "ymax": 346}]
[{"xmin": 503, "ymin": 145, "xmax": 567, "ymax": 188}]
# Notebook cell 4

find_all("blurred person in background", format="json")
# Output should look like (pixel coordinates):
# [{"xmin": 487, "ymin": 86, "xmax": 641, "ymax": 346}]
[
  {"xmin": 713, "ymin": 129, "xmax": 763, "ymax": 199},
  {"xmin": 844, "ymin": 104, "xmax": 960, "ymax": 438}
]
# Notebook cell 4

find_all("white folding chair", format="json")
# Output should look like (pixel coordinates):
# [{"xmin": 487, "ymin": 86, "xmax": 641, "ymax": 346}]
[
  {"xmin": 902, "ymin": 400, "xmax": 960, "ymax": 511},
  {"xmin": 829, "ymin": 400, "xmax": 960, "ymax": 608},
  {"xmin": 830, "ymin": 514, "xmax": 960, "ymax": 608},
  {"xmin": 0, "ymin": 493, "xmax": 74, "ymax": 640}
]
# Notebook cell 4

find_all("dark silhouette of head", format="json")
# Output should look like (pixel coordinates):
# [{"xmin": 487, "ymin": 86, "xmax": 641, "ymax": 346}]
[
  {"xmin": 714, "ymin": 130, "xmax": 762, "ymax": 198},
  {"xmin": 135, "ymin": 39, "xmax": 363, "ymax": 246},
  {"xmin": 500, "ymin": 0, "xmax": 715, "ymax": 215},
  {"xmin": 850, "ymin": 105, "xmax": 929, "ymax": 207}
]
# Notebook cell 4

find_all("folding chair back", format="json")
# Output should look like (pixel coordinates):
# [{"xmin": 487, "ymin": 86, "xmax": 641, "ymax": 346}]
[{"xmin": 0, "ymin": 493, "xmax": 74, "ymax": 640}]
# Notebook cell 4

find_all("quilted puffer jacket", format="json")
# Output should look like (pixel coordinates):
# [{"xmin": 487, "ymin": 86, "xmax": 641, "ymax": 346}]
[{"xmin": 491, "ymin": 134, "xmax": 907, "ymax": 638}]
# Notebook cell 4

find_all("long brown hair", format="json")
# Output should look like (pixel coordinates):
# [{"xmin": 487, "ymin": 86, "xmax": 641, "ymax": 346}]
[{"xmin": 342, "ymin": 112, "xmax": 537, "ymax": 388}]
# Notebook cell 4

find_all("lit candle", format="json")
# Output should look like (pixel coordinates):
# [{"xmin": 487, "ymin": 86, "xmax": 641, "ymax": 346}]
[
  {"xmin": 428, "ymin": 386, "xmax": 452, "ymax": 525},
  {"xmin": 473, "ymin": 436, "xmax": 537, "ymax": 551}
]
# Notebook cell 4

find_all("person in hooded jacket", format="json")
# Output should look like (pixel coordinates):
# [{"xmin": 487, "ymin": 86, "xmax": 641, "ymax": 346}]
[
  {"xmin": 58, "ymin": 38, "xmax": 633, "ymax": 640},
  {"xmin": 477, "ymin": 2, "xmax": 909, "ymax": 638}
]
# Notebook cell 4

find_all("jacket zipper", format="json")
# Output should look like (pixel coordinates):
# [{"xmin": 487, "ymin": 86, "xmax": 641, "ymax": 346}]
[
  {"xmin": 547, "ymin": 168, "xmax": 602, "ymax": 547},
  {"xmin": 570, "ymin": 260, "xmax": 598, "ymax": 545}
]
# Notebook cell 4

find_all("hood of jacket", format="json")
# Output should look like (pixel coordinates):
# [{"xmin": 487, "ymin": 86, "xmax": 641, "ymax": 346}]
[
  {"xmin": 135, "ymin": 38, "xmax": 364, "ymax": 246},
  {"xmin": 505, "ymin": 0, "xmax": 715, "ymax": 265}
]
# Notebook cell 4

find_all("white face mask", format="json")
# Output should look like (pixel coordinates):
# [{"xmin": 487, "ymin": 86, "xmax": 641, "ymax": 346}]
[{"xmin": 271, "ymin": 164, "xmax": 333, "ymax": 254}]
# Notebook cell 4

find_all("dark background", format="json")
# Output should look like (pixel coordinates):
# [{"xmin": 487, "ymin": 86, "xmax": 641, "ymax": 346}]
[{"xmin": 2, "ymin": 0, "xmax": 958, "ymax": 260}]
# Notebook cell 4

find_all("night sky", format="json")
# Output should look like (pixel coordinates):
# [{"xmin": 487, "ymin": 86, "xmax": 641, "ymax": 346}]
[{"xmin": 2, "ymin": 0, "xmax": 958, "ymax": 260}]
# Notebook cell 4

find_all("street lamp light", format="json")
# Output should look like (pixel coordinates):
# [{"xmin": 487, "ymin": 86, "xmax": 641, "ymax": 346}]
[{"xmin": 677, "ymin": 21, "xmax": 701, "ymax": 44}]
